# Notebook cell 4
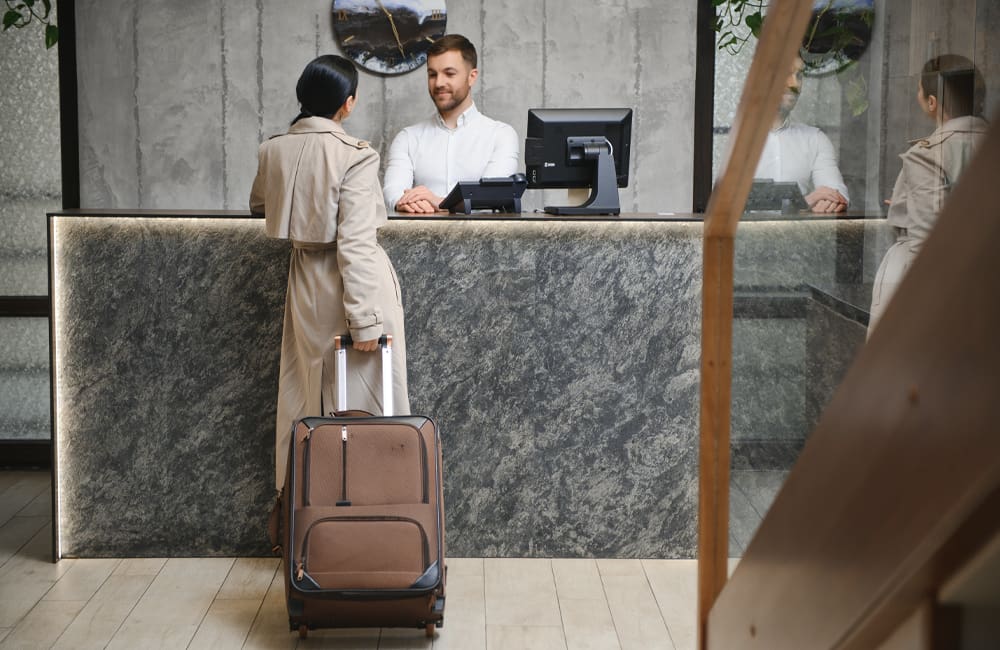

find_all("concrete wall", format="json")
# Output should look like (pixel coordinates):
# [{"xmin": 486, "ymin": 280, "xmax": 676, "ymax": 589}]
[{"xmin": 75, "ymin": 0, "xmax": 698, "ymax": 213}]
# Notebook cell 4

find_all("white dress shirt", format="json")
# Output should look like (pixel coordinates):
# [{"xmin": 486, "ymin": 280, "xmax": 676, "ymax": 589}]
[
  {"xmin": 754, "ymin": 120, "xmax": 849, "ymax": 203},
  {"xmin": 382, "ymin": 104, "xmax": 519, "ymax": 209}
]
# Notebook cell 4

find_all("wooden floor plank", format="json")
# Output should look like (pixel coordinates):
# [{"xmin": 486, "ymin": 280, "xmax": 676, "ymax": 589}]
[
  {"xmin": 552, "ymin": 559, "xmax": 605, "ymax": 600},
  {"xmin": 105, "ymin": 557, "xmax": 233, "ymax": 649},
  {"xmin": 485, "ymin": 558, "xmax": 561, "ymax": 627},
  {"xmin": 0, "ymin": 474, "xmax": 709, "ymax": 650},
  {"xmin": 216, "ymin": 557, "xmax": 279, "ymax": 601},
  {"xmin": 560, "ymin": 597, "xmax": 622, "ymax": 650},
  {"xmin": 0, "ymin": 515, "xmax": 48, "ymax": 568},
  {"xmin": 242, "ymin": 566, "xmax": 297, "ymax": 650},
  {"xmin": 15, "ymin": 486, "xmax": 51, "ymax": 519},
  {"xmin": 601, "ymin": 571, "xmax": 674, "ymax": 650},
  {"xmin": 430, "ymin": 571, "xmax": 485, "ymax": 650},
  {"xmin": 50, "ymin": 572, "xmax": 158, "ymax": 650},
  {"xmin": 486, "ymin": 625, "xmax": 567, "ymax": 650},
  {"xmin": 187, "ymin": 598, "xmax": 262, "ymax": 650},
  {"xmin": 0, "ymin": 473, "xmax": 48, "ymax": 527},
  {"xmin": 0, "ymin": 599, "xmax": 86, "ymax": 649},
  {"xmin": 376, "ymin": 627, "xmax": 433, "ymax": 649},
  {"xmin": 0, "ymin": 524, "xmax": 74, "ymax": 628},
  {"xmin": 643, "ymin": 559, "xmax": 697, "ymax": 650},
  {"xmin": 43, "ymin": 558, "xmax": 121, "ymax": 602}
]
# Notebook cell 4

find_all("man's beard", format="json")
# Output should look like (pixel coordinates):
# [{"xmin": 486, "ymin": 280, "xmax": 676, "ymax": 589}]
[
  {"xmin": 433, "ymin": 85, "xmax": 469, "ymax": 113},
  {"xmin": 778, "ymin": 89, "xmax": 799, "ymax": 121}
]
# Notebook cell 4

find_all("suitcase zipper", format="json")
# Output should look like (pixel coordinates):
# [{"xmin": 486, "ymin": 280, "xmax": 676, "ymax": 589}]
[
  {"xmin": 336, "ymin": 426, "xmax": 350, "ymax": 506},
  {"xmin": 302, "ymin": 428, "xmax": 313, "ymax": 506},
  {"xmin": 302, "ymin": 418, "xmax": 430, "ymax": 506},
  {"xmin": 418, "ymin": 430, "xmax": 428, "ymax": 504},
  {"xmin": 298, "ymin": 515, "xmax": 430, "ymax": 583}
]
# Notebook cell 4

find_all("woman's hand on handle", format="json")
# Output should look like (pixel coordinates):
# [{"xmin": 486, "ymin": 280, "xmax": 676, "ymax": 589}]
[{"xmin": 353, "ymin": 338, "xmax": 380, "ymax": 352}]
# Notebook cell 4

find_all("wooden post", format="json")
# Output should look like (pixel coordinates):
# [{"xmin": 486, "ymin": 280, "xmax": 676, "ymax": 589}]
[{"xmin": 697, "ymin": 1, "xmax": 813, "ymax": 647}]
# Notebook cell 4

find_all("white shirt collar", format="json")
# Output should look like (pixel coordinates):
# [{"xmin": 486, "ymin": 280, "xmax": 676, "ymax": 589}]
[
  {"xmin": 434, "ymin": 103, "xmax": 480, "ymax": 130},
  {"xmin": 772, "ymin": 115, "xmax": 792, "ymax": 132}
]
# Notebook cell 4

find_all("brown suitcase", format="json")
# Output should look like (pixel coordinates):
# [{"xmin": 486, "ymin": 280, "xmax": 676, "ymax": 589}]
[{"xmin": 271, "ymin": 335, "xmax": 446, "ymax": 638}]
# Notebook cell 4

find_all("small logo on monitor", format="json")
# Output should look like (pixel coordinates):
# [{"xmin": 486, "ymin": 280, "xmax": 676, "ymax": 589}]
[{"xmin": 544, "ymin": 162, "xmax": 555, "ymax": 168}]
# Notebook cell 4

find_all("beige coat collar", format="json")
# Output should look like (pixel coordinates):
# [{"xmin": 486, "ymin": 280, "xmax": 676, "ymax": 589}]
[{"xmin": 288, "ymin": 116, "xmax": 346, "ymax": 135}]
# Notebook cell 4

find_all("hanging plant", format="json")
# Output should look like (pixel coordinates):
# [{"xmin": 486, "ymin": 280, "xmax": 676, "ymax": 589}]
[
  {"xmin": 2, "ymin": 0, "xmax": 58, "ymax": 49},
  {"xmin": 799, "ymin": 0, "xmax": 874, "ymax": 76},
  {"xmin": 714, "ymin": 0, "xmax": 874, "ymax": 76},
  {"xmin": 713, "ymin": 0, "xmax": 766, "ymax": 57},
  {"xmin": 714, "ymin": 0, "xmax": 874, "ymax": 115}
]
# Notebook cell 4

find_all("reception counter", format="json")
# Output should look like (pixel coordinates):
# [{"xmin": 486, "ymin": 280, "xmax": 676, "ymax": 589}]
[{"xmin": 48, "ymin": 210, "xmax": 888, "ymax": 559}]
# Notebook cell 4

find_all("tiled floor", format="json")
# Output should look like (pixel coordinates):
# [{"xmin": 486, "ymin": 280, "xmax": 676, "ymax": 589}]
[
  {"xmin": 728, "ymin": 469, "xmax": 789, "ymax": 556},
  {"xmin": 0, "ymin": 470, "xmax": 778, "ymax": 649}
]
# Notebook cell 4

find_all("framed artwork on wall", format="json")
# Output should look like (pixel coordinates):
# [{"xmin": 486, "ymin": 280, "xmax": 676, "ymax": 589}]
[{"xmin": 332, "ymin": 0, "xmax": 447, "ymax": 75}]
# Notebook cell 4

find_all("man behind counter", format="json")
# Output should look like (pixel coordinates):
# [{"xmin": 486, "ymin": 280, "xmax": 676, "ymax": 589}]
[
  {"xmin": 755, "ymin": 55, "xmax": 850, "ymax": 213},
  {"xmin": 382, "ymin": 34, "xmax": 519, "ymax": 213}
]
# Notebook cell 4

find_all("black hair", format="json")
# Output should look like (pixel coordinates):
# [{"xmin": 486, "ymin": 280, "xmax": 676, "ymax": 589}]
[
  {"xmin": 428, "ymin": 34, "xmax": 477, "ymax": 69},
  {"xmin": 291, "ymin": 54, "xmax": 359, "ymax": 125},
  {"xmin": 921, "ymin": 54, "xmax": 985, "ymax": 118}
]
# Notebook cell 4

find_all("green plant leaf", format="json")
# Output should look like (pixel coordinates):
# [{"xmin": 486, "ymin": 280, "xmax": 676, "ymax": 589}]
[
  {"xmin": 45, "ymin": 22, "xmax": 57, "ymax": 48},
  {"xmin": 745, "ymin": 11, "xmax": 763, "ymax": 37},
  {"xmin": 23, "ymin": 0, "xmax": 35, "ymax": 7},
  {"xmin": 3, "ymin": 9, "xmax": 22, "ymax": 29}
]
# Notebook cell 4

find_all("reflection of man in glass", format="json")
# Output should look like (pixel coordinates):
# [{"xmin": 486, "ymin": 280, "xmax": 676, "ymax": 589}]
[
  {"xmin": 868, "ymin": 54, "xmax": 988, "ymax": 335},
  {"xmin": 755, "ymin": 56, "xmax": 850, "ymax": 213}
]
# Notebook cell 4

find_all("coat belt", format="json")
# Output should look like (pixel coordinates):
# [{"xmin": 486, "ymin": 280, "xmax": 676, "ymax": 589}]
[{"xmin": 292, "ymin": 241, "xmax": 337, "ymax": 251}]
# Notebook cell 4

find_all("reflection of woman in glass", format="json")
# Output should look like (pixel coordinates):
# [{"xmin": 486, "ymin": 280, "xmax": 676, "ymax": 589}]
[
  {"xmin": 869, "ymin": 54, "xmax": 988, "ymax": 335},
  {"xmin": 250, "ymin": 55, "xmax": 410, "ymax": 488}
]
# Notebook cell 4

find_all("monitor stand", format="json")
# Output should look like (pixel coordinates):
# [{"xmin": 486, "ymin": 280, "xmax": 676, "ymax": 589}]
[{"xmin": 545, "ymin": 137, "xmax": 621, "ymax": 216}]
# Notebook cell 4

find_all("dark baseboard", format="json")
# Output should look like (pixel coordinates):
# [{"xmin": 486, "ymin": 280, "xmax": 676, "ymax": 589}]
[
  {"xmin": 731, "ymin": 439, "xmax": 805, "ymax": 471},
  {"xmin": 0, "ymin": 440, "xmax": 52, "ymax": 469}
]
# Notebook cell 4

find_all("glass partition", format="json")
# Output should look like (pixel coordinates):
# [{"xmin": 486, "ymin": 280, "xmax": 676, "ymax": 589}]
[
  {"xmin": 0, "ymin": 21, "xmax": 60, "ymax": 445},
  {"xmin": 718, "ymin": 0, "xmax": 999, "ymax": 557}
]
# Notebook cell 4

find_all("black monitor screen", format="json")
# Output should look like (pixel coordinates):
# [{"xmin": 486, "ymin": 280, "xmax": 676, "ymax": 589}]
[{"xmin": 524, "ymin": 108, "xmax": 632, "ymax": 190}]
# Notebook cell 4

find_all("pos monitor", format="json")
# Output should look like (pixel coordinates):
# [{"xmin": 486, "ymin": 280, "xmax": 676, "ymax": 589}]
[{"xmin": 524, "ymin": 108, "xmax": 632, "ymax": 215}]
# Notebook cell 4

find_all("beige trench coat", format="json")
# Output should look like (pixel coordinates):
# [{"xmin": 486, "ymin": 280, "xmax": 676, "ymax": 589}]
[
  {"xmin": 869, "ymin": 115, "xmax": 989, "ymax": 334},
  {"xmin": 250, "ymin": 116, "xmax": 409, "ymax": 488}
]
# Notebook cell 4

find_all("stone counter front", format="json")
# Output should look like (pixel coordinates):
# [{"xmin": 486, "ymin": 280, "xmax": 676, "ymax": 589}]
[
  {"xmin": 50, "ymin": 211, "xmax": 888, "ymax": 559},
  {"xmin": 49, "ymin": 214, "xmax": 704, "ymax": 558}
]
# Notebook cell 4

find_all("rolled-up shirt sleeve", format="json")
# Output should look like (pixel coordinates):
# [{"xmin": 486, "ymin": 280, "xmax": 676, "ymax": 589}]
[
  {"xmin": 382, "ymin": 130, "xmax": 414, "ymax": 211},
  {"xmin": 481, "ymin": 122, "xmax": 520, "ymax": 177},
  {"xmin": 338, "ymin": 149, "xmax": 385, "ymax": 342},
  {"xmin": 810, "ymin": 130, "xmax": 850, "ymax": 204}
]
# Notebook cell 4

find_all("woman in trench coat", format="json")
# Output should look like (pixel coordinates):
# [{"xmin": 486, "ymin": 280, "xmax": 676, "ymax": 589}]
[
  {"xmin": 250, "ymin": 55, "xmax": 409, "ymax": 488},
  {"xmin": 868, "ymin": 54, "xmax": 988, "ymax": 336}
]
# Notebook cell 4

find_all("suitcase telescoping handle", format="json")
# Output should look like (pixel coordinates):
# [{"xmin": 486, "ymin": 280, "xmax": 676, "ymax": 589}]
[{"xmin": 333, "ymin": 334, "xmax": 393, "ymax": 417}]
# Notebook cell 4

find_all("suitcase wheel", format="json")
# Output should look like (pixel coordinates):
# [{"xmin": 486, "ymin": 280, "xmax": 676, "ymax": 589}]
[
  {"xmin": 299, "ymin": 624, "xmax": 308, "ymax": 639},
  {"xmin": 425, "ymin": 623, "xmax": 435, "ymax": 638}
]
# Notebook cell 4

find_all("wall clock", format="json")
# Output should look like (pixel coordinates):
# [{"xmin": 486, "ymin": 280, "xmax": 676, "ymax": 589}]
[
  {"xmin": 800, "ymin": 0, "xmax": 874, "ymax": 76},
  {"xmin": 332, "ymin": 0, "xmax": 448, "ymax": 75}
]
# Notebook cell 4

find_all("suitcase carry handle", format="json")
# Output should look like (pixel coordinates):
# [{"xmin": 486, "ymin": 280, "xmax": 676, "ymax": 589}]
[{"xmin": 333, "ymin": 334, "xmax": 393, "ymax": 417}]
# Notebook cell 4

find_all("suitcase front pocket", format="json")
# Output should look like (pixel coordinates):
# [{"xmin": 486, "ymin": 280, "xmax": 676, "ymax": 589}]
[
  {"xmin": 298, "ymin": 517, "xmax": 429, "ymax": 591},
  {"xmin": 304, "ymin": 423, "xmax": 427, "ymax": 507}
]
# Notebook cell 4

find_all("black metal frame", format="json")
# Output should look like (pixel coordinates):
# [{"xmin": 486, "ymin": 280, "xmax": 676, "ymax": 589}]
[
  {"xmin": 692, "ymin": 0, "xmax": 717, "ymax": 213},
  {"xmin": 0, "ymin": 2, "xmax": 76, "ymax": 471},
  {"xmin": 57, "ymin": 0, "xmax": 79, "ymax": 211}
]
